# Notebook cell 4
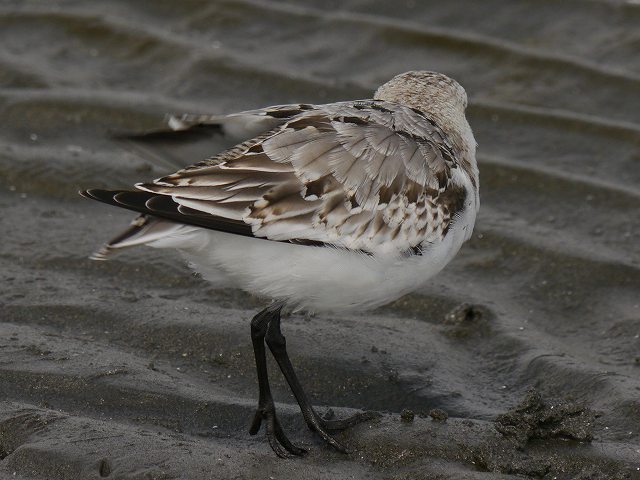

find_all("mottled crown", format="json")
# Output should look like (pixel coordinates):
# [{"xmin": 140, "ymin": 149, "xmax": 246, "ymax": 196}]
[{"xmin": 374, "ymin": 71, "xmax": 468, "ymax": 114}]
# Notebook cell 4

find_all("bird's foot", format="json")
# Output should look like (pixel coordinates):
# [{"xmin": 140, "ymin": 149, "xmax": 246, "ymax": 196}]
[
  {"xmin": 249, "ymin": 402, "xmax": 307, "ymax": 458},
  {"xmin": 300, "ymin": 412, "xmax": 350, "ymax": 453},
  {"xmin": 298, "ymin": 409, "xmax": 381, "ymax": 454},
  {"xmin": 320, "ymin": 409, "xmax": 382, "ymax": 431}
]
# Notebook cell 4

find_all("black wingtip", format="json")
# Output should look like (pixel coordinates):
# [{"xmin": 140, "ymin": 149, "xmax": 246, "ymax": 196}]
[
  {"xmin": 79, "ymin": 188, "xmax": 108, "ymax": 198},
  {"xmin": 80, "ymin": 188, "xmax": 126, "ymax": 205},
  {"xmin": 80, "ymin": 188, "xmax": 168, "ymax": 218},
  {"xmin": 79, "ymin": 188, "xmax": 254, "ymax": 238}
]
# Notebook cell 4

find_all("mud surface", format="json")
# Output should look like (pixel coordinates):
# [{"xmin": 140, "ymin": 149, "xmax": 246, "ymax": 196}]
[
  {"xmin": 1, "ymin": 0, "xmax": 639, "ymax": 479},
  {"xmin": 495, "ymin": 389, "xmax": 597, "ymax": 449}
]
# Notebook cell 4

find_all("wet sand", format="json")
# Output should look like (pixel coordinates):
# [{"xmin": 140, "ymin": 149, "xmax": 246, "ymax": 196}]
[{"xmin": 1, "ymin": 1, "xmax": 639, "ymax": 478}]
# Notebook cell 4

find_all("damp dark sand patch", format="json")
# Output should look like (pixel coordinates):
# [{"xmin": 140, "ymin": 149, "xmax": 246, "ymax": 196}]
[
  {"xmin": 495, "ymin": 388, "xmax": 597, "ymax": 450},
  {"xmin": 345, "ymin": 411, "xmax": 636, "ymax": 479},
  {"xmin": 462, "ymin": 389, "xmax": 616, "ymax": 478},
  {"xmin": 0, "ymin": 409, "xmax": 59, "ymax": 462},
  {"xmin": 1, "ymin": 401, "xmax": 637, "ymax": 480}
]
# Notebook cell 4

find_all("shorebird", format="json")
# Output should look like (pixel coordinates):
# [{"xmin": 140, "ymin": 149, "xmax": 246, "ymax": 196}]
[{"xmin": 81, "ymin": 71, "xmax": 479, "ymax": 457}]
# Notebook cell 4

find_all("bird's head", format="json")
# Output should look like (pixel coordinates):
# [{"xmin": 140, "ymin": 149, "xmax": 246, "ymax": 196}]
[{"xmin": 374, "ymin": 70, "xmax": 468, "ymax": 117}]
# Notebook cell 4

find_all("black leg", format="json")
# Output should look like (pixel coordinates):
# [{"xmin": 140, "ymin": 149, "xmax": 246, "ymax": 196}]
[
  {"xmin": 248, "ymin": 305, "xmax": 306, "ymax": 457},
  {"xmin": 264, "ymin": 311, "xmax": 379, "ymax": 453}
]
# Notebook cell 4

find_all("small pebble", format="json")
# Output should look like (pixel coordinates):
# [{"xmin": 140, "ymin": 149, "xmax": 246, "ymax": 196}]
[
  {"xmin": 429, "ymin": 408, "xmax": 448, "ymax": 422},
  {"xmin": 400, "ymin": 408, "xmax": 415, "ymax": 422}
]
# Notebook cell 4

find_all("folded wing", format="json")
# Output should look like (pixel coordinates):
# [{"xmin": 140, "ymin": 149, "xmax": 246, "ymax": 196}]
[{"xmin": 128, "ymin": 101, "xmax": 466, "ymax": 255}]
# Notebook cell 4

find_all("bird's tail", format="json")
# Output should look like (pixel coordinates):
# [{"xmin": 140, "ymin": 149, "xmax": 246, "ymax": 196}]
[{"xmin": 85, "ymin": 213, "xmax": 199, "ymax": 261}]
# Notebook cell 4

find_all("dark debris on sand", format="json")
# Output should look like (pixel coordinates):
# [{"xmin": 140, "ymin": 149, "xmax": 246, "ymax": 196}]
[
  {"xmin": 429, "ymin": 408, "xmax": 448, "ymax": 422},
  {"xmin": 400, "ymin": 408, "xmax": 415, "ymax": 422},
  {"xmin": 442, "ymin": 303, "xmax": 492, "ymax": 338},
  {"xmin": 494, "ymin": 388, "xmax": 598, "ymax": 450},
  {"xmin": 456, "ymin": 390, "xmax": 630, "ymax": 479}
]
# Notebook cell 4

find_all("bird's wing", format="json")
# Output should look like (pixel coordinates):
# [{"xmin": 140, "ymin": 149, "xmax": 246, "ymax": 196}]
[
  {"xmin": 165, "ymin": 103, "xmax": 319, "ymax": 140},
  {"xmin": 133, "ymin": 100, "xmax": 467, "ymax": 254}
]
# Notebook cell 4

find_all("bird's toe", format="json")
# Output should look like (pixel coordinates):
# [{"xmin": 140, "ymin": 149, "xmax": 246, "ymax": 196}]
[{"xmin": 320, "ymin": 410, "xmax": 381, "ymax": 431}]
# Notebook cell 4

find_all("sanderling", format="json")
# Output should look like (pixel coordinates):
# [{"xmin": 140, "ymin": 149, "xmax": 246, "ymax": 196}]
[{"xmin": 81, "ymin": 71, "xmax": 479, "ymax": 457}]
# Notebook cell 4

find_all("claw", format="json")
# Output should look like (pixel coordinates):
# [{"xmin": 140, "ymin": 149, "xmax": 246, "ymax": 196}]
[
  {"xmin": 273, "ymin": 418, "xmax": 307, "ymax": 457},
  {"xmin": 301, "ymin": 412, "xmax": 351, "ymax": 454},
  {"xmin": 315, "ymin": 428, "xmax": 350, "ymax": 454},
  {"xmin": 250, "ymin": 404, "xmax": 307, "ymax": 457}
]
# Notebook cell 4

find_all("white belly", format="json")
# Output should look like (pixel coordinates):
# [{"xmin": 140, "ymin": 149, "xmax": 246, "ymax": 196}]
[{"xmin": 171, "ymin": 198, "xmax": 476, "ymax": 313}]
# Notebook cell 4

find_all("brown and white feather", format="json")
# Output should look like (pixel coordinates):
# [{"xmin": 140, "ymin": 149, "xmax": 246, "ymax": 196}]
[{"xmin": 137, "ymin": 100, "xmax": 469, "ymax": 255}]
